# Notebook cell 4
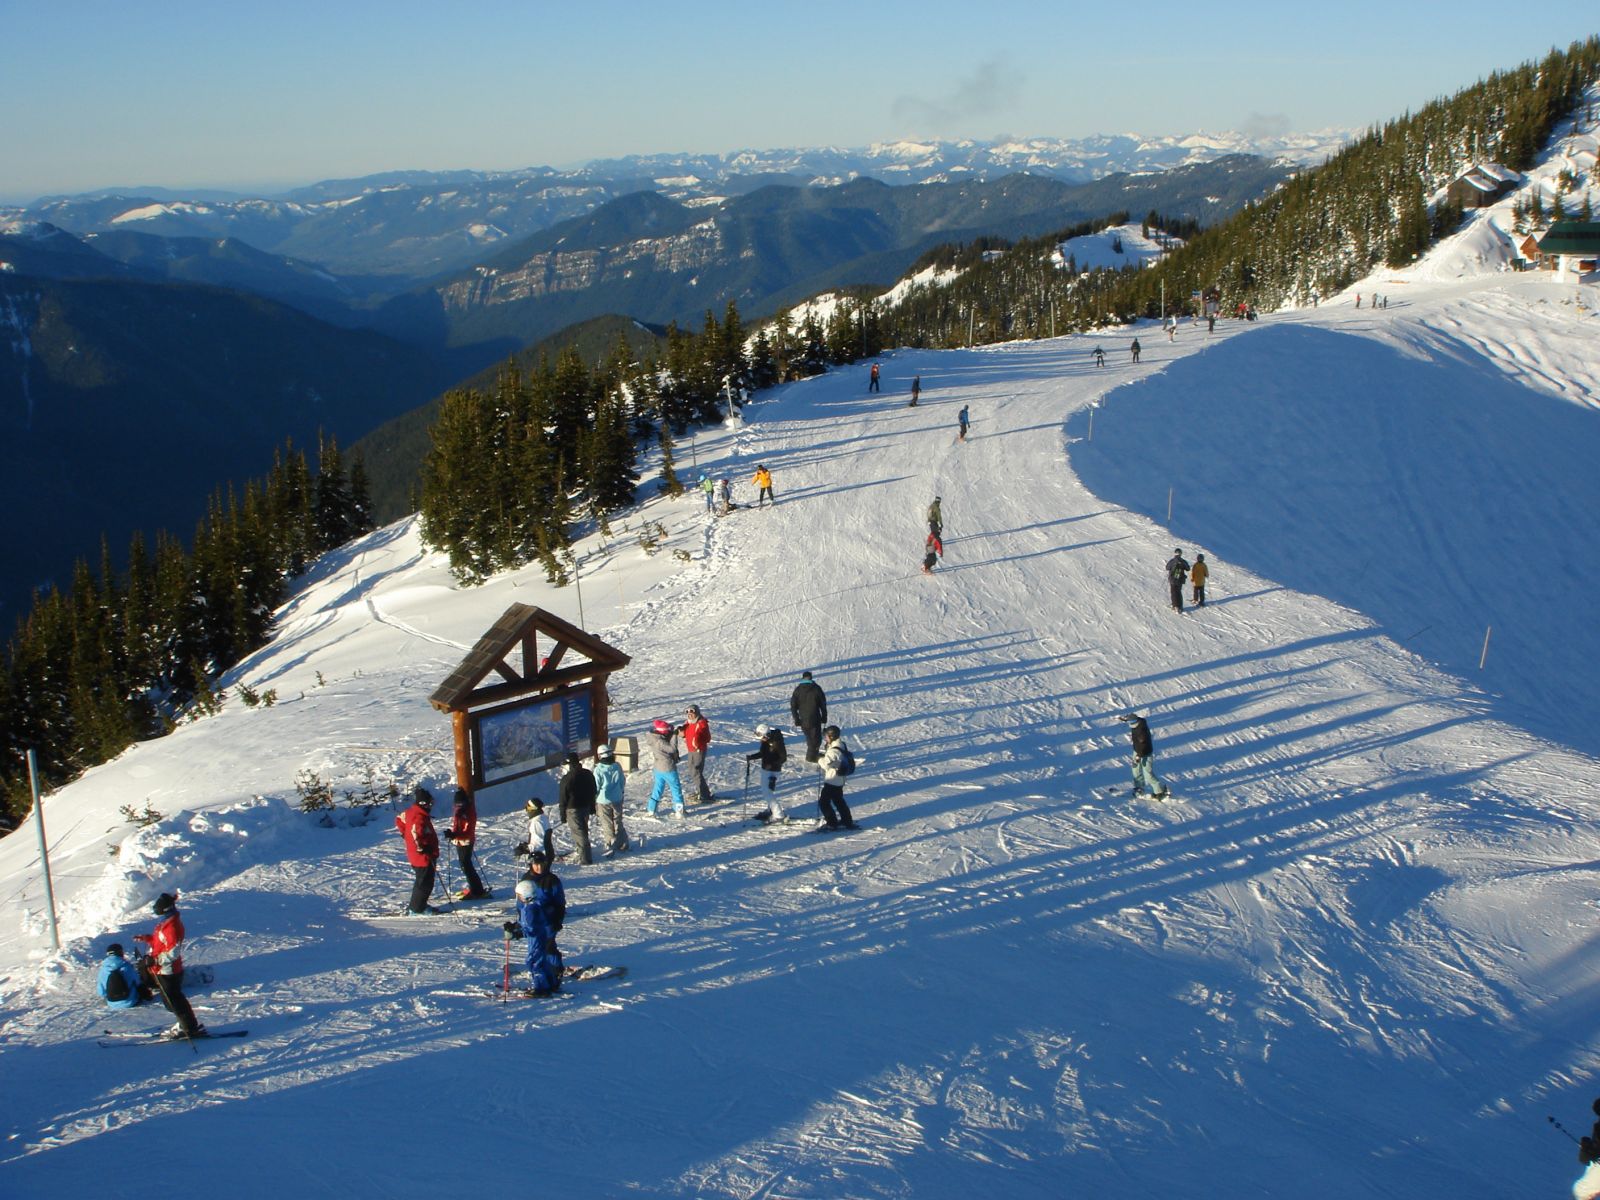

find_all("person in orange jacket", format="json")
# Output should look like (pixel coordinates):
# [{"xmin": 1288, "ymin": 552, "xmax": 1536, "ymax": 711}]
[
  {"xmin": 752, "ymin": 465, "xmax": 774, "ymax": 507},
  {"xmin": 396, "ymin": 785, "xmax": 441, "ymax": 914},
  {"xmin": 132, "ymin": 892, "xmax": 205, "ymax": 1038},
  {"xmin": 1190, "ymin": 553, "xmax": 1209, "ymax": 607},
  {"xmin": 680, "ymin": 704, "xmax": 714, "ymax": 804}
]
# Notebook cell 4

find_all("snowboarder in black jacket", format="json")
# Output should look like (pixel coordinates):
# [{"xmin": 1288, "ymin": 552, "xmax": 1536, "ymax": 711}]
[
  {"xmin": 790, "ymin": 670, "xmax": 828, "ymax": 763},
  {"xmin": 1165, "ymin": 549, "xmax": 1190, "ymax": 613},
  {"xmin": 1120, "ymin": 713, "xmax": 1168, "ymax": 799}
]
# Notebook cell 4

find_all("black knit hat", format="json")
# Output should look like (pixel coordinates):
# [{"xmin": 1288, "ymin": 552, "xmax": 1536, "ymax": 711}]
[
  {"xmin": 153, "ymin": 893, "xmax": 177, "ymax": 915},
  {"xmin": 414, "ymin": 785, "xmax": 434, "ymax": 809}
]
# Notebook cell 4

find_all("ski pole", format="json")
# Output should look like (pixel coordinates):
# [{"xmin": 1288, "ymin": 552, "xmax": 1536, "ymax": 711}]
[
  {"xmin": 743, "ymin": 759, "xmax": 751, "ymax": 818},
  {"xmin": 1550, "ymin": 1115, "xmax": 1583, "ymax": 1145},
  {"xmin": 502, "ymin": 935, "xmax": 512, "ymax": 1003}
]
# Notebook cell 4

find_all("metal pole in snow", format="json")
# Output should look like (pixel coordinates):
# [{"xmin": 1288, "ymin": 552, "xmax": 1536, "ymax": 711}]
[
  {"xmin": 27, "ymin": 749, "xmax": 61, "ymax": 953},
  {"xmin": 1479, "ymin": 625, "xmax": 1492, "ymax": 669},
  {"xmin": 1087, "ymin": 407, "xmax": 1094, "ymax": 441},
  {"xmin": 1167, "ymin": 488, "xmax": 1174, "ymax": 524}
]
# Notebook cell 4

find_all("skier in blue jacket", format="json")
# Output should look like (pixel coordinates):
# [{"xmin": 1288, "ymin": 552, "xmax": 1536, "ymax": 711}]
[
  {"xmin": 505, "ymin": 855, "xmax": 566, "ymax": 995},
  {"xmin": 97, "ymin": 943, "xmax": 147, "ymax": 1009}
]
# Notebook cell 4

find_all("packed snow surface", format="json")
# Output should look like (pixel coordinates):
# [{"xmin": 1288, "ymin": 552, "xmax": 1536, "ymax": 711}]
[{"xmin": 2, "ymin": 211, "xmax": 1600, "ymax": 1198}]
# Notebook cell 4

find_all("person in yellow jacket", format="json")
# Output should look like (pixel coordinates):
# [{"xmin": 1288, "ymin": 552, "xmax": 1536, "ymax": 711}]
[
  {"xmin": 752, "ymin": 465, "xmax": 775, "ymax": 507},
  {"xmin": 1190, "ymin": 553, "xmax": 1209, "ymax": 607}
]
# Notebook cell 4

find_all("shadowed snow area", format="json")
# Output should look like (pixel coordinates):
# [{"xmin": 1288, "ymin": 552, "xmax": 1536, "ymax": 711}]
[{"xmin": 2, "ymin": 256, "xmax": 1600, "ymax": 1195}]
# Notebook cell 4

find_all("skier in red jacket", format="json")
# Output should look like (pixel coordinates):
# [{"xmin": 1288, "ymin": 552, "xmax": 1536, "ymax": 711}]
[
  {"xmin": 132, "ymin": 892, "xmax": 205, "ymax": 1038},
  {"xmin": 443, "ymin": 787, "xmax": 490, "ymax": 901},
  {"xmin": 680, "ymin": 705, "xmax": 714, "ymax": 804},
  {"xmin": 396, "ymin": 785, "xmax": 441, "ymax": 914}
]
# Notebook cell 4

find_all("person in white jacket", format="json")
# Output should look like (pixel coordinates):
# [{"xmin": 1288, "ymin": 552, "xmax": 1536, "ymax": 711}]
[
  {"xmin": 816, "ymin": 726, "xmax": 857, "ymax": 831},
  {"xmin": 591, "ymin": 743, "xmax": 630, "ymax": 854}
]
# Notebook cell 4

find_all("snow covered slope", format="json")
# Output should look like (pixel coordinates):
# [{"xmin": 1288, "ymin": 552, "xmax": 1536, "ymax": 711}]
[{"xmin": 2, "ymin": 249, "xmax": 1599, "ymax": 1196}]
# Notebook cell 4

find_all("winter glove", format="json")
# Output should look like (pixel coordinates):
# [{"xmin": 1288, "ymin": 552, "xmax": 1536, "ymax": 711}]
[
  {"xmin": 502, "ymin": 922, "xmax": 523, "ymax": 939},
  {"xmin": 513, "ymin": 841, "xmax": 529, "ymax": 856}
]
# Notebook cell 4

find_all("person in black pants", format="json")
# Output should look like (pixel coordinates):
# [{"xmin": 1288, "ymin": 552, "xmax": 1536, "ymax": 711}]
[
  {"xmin": 1165, "ymin": 548, "xmax": 1191, "ymax": 613},
  {"xmin": 817, "ymin": 726, "xmax": 857, "ymax": 830},
  {"xmin": 443, "ymin": 787, "xmax": 489, "ymax": 900},
  {"xmin": 558, "ymin": 753, "xmax": 597, "ymax": 865},
  {"xmin": 790, "ymin": 670, "xmax": 828, "ymax": 763}
]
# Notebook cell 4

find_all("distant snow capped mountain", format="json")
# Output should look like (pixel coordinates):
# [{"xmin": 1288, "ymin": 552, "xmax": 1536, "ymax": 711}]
[
  {"xmin": 584, "ymin": 128, "xmax": 1350, "ymax": 187},
  {"xmin": 0, "ymin": 128, "xmax": 1347, "ymax": 285}
]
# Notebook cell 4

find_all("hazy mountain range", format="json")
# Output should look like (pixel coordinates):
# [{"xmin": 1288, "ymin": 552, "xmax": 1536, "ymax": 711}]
[{"xmin": 0, "ymin": 129, "xmax": 1334, "ymax": 622}]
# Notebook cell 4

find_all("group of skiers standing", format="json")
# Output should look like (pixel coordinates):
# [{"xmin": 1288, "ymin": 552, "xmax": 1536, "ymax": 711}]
[{"xmin": 1163, "ymin": 548, "xmax": 1209, "ymax": 613}]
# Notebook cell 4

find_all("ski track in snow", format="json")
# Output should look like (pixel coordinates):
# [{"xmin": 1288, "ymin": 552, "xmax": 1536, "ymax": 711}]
[{"xmin": 5, "ymin": 117, "xmax": 1600, "ymax": 1195}]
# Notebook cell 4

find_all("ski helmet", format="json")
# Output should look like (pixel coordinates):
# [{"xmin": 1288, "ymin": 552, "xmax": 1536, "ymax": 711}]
[
  {"xmin": 686, "ymin": 704, "xmax": 701, "ymax": 717},
  {"xmin": 595, "ymin": 743, "xmax": 613, "ymax": 760},
  {"xmin": 529, "ymin": 849, "xmax": 551, "ymax": 870},
  {"xmin": 107, "ymin": 943, "xmax": 125, "ymax": 957},
  {"xmin": 653, "ymin": 718, "xmax": 671, "ymax": 734},
  {"xmin": 524, "ymin": 797, "xmax": 543, "ymax": 815},
  {"xmin": 755, "ymin": 723, "xmax": 770, "ymax": 737},
  {"xmin": 514, "ymin": 879, "xmax": 536, "ymax": 903}
]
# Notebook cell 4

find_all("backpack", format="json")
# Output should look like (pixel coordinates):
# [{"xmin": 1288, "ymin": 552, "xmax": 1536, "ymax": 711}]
[
  {"xmin": 104, "ymin": 963, "xmax": 131, "ymax": 1002},
  {"xmin": 836, "ymin": 743, "xmax": 856, "ymax": 777},
  {"xmin": 1169, "ymin": 559, "xmax": 1187, "ymax": 583}
]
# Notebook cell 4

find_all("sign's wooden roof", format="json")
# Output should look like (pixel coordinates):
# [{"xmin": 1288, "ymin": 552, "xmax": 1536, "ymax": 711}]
[{"xmin": 429, "ymin": 604, "xmax": 630, "ymax": 713}]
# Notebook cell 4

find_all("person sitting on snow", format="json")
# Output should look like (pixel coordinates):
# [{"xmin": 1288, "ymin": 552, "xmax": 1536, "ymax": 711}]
[{"xmin": 97, "ymin": 943, "xmax": 148, "ymax": 1009}]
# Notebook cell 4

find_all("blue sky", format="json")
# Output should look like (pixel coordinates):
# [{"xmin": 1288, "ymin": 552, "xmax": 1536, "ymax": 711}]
[{"xmin": 1, "ymin": 2, "xmax": 1594, "ymax": 201}]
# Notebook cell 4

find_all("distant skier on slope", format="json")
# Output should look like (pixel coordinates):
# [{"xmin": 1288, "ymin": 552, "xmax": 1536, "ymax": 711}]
[
  {"xmin": 753, "ymin": 464, "xmax": 775, "ymax": 507},
  {"xmin": 396, "ymin": 785, "xmax": 441, "ymax": 915},
  {"xmin": 1190, "ymin": 553, "xmax": 1209, "ymax": 608},
  {"xmin": 746, "ymin": 724, "xmax": 789, "ymax": 823},
  {"xmin": 957, "ymin": 405, "xmax": 970, "ymax": 441},
  {"xmin": 699, "ymin": 472, "xmax": 714, "ymax": 513},
  {"xmin": 790, "ymin": 671, "xmax": 828, "ymax": 763},
  {"xmin": 1165, "ymin": 548, "xmax": 1191, "ymax": 613},
  {"xmin": 1119, "ymin": 713, "xmax": 1169, "ymax": 800},
  {"xmin": 1130, "ymin": 338, "xmax": 1141, "ymax": 363},
  {"xmin": 909, "ymin": 375, "xmax": 921, "ymax": 406},
  {"xmin": 869, "ymin": 362, "xmax": 881, "ymax": 392},
  {"xmin": 927, "ymin": 496, "xmax": 943, "ymax": 537},
  {"xmin": 1093, "ymin": 347, "xmax": 1105, "ymax": 367},
  {"xmin": 922, "ymin": 529, "xmax": 944, "ymax": 574},
  {"xmin": 505, "ymin": 858, "xmax": 565, "ymax": 996}
]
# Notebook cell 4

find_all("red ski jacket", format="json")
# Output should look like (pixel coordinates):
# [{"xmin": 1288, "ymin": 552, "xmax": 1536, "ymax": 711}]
[
  {"xmin": 396, "ymin": 803, "xmax": 439, "ymax": 867},
  {"xmin": 681, "ymin": 717, "xmax": 711, "ymax": 753},
  {"xmin": 137, "ymin": 912, "xmax": 185, "ymax": 975},
  {"xmin": 443, "ymin": 791, "xmax": 476, "ymax": 846}
]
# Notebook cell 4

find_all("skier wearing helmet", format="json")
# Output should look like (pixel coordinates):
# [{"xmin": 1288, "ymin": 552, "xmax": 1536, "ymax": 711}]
[
  {"xmin": 645, "ymin": 718, "xmax": 685, "ymax": 817},
  {"xmin": 505, "ymin": 856, "xmax": 565, "ymax": 995},
  {"xmin": 746, "ymin": 724, "xmax": 789, "ymax": 824}
]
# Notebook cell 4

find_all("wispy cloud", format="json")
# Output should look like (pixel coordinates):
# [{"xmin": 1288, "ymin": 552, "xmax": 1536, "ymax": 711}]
[{"xmin": 892, "ymin": 58, "xmax": 1021, "ymax": 135}]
